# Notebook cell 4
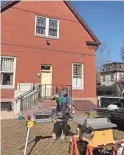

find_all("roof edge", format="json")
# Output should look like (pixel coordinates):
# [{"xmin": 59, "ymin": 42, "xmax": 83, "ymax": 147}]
[
  {"xmin": 86, "ymin": 41, "xmax": 101, "ymax": 46},
  {"xmin": 1, "ymin": 1, "xmax": 20, "ymax": 12},
  {"xmin": 64, "ymin": 1, "xmax": 101, "ymax": 46}
]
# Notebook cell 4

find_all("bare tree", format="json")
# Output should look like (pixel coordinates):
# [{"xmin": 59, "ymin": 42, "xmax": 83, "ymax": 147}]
[
  {"xmin": 96, "ymin": 42, "xmax": 111, "ymax": 86},
  {"xmin": 119, "ymin": 41, "xmax": 124, "ymax": 82},
  {"xmin": 96, "ymin": 42, "xmax": 111, "ymax": 72}
]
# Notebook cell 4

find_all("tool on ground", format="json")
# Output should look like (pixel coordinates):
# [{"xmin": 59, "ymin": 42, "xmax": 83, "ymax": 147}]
[
  {"xmin": 21, "ymin": 107, "xmax": 73, "ymax": 155},
  {"xmin": 20, "ymin": 109, "xmax": 124, "ymax": 155},
  {"xmin": 69, "ymin": 117, "xmax": 124, "ymax": 155},
  {"xmin": 23, "ymin": 116, "xmax": 34, "ymax": 155}
]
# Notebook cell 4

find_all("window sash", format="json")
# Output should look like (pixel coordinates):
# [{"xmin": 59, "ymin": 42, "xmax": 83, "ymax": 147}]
[
  {"xmin": 72, "ymin": 76, "xmax": 82, "ymax": 89},
  {"xmin": 1, "ymin": 73, "xmax": 13, "ymax": 85},
  {"xmin": 73, "ymin": 64, "xmax": 82, "ymax": 76},
  {"xmin": 1, "ymin": 57, "xmax": 14, "ymax": 73}
]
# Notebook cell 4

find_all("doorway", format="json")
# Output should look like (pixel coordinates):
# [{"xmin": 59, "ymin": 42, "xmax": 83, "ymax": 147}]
[{"xmin": 40, "ymin": 65, "xmax": 52, "ymax": 99}]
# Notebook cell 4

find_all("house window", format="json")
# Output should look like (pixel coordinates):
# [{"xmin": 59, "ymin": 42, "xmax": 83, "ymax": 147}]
[
  {"xmin": 0, "ymin": 56, "xmax": 16, "ymax": 88},
  {"xmin": 36, "ymin": 16, "xmax": 46, "ymax": 35},
  {"xmin": 35, "ymin": 16, "xmax": 59, "ymax": 38},
  {"xmin": 72, "ymin": 63, "xmax": 84, "ymax": 89},
  {"xmin": 103, "ymin": 75, "xmax": 105, "ymax": 82},
  {"xmin": 111, "ymin": 74, "xmax": 114, "ymax": 82}
]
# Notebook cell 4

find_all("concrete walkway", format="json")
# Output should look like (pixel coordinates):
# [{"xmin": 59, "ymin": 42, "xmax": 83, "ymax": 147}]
[{"xmin": 0, "ymin": 111, "xmax": 17, "ymax": 120}]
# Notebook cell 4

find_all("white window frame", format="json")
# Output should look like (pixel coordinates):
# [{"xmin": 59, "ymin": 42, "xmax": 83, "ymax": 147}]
[
  {"xmin": 35, "ymin": 15, "xmax": 59, "ymax": 39},
  {"xmin": 72, "ymin": 63, "xmax": 84, "ymax": 90},
  {"xmin": 0, "ymin": 56, "xmax": 16, "ymax": 89}
]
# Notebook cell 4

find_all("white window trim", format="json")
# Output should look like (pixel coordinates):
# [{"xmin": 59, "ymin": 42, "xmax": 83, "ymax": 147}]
[
  {"xmin": 0, "ymin": 56, "xmax": 16, "ymax": 89},
  {"xmin": 34, "ymin": 15, "xmax": 59, "ymax": 39},
  {"xmin": 72, "ymin": 63, "xmax": 84, "ymax": 90}
]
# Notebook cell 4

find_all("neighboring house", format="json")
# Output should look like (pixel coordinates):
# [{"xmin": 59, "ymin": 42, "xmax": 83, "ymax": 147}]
[
  {"xmin": 100, "ymin": 62, "xmax": 124, "ymax": 86},
  {"xmin": 1, "ymin": 1, "xmax": 100, "ymax": 111}
]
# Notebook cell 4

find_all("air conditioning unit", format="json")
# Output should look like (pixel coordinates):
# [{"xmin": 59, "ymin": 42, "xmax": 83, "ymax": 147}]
[{"xmin": 17, "ymin": 83, "xmax": 33, "ymax": 91}]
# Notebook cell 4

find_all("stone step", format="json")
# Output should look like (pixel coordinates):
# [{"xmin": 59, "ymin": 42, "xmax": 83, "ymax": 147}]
[
  {"xmin": 42, "ymin": 99, "xmax": 56, "ymax": 106},
  {"xmin": 1, "ymin": 111, "xmax": 17, "ymax": 120},
  {"xmin": 22, "ymin": 100, "xmax": 56, "ymax": 117}
]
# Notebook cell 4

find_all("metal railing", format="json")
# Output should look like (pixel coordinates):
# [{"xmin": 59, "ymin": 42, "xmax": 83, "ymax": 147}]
[
  {"xmin": 41, "ymin": 84, "xmax": 72, "ymax": 99},
  {"xmin": 16, "ymin": 85, "xmax": 42, "ymax": 113},
  {"xmin": 15, "ymin": 84, "xmax": 72, "ymax": 113},
  {"xmin": 15, "ymin": 85, "xmax": 40, "ymax": 100}
]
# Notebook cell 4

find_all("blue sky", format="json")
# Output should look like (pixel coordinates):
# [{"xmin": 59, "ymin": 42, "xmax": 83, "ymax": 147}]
[{"xmin": 71, "ymin": 1, "xmax": 124, "ymax": 66}]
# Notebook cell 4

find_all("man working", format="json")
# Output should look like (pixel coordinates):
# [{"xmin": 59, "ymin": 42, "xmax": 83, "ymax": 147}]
[{"xmin": 51, "ymin": 88, "xmax": 72, "ymax": 141}]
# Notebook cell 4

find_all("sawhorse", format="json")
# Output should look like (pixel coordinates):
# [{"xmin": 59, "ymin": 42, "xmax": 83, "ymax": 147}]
[{"xmin": 70, "ymin": 136, "xmax": 124, "ymax": 155}]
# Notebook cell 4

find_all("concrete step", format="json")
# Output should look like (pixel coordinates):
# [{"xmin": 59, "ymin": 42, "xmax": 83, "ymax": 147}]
[
  {"xmin": 22, "ymin": 100, "xmax": 57, "ymax": 117},
  {"xmin": 1, "ymin": 111, "xmax": 17, "ymax": 120},
  {"xmin": 42, "ymin": 99, "xmax": 56, "ymax": 106}
]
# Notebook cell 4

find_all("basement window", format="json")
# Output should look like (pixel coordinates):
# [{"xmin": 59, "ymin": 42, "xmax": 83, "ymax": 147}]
[{"xmin": 35, "ymin": 15, "xmax": 59, "ymax": 39}]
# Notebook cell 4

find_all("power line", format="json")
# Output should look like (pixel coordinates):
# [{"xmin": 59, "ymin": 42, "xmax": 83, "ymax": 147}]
[
  {"xmin": 1, "ymin": 39, "xmax": 95, "ymax": 57},
  {"xmin": 12, "ymin": 6, "xmax": 79, "ymax": 24},
  {"xmin": 1, "ymin": 40, "xmax": 85, "ymax": 72},
  {"xmin": 53, "ymin": 55, "xmax": 84, "ymax": 71}
]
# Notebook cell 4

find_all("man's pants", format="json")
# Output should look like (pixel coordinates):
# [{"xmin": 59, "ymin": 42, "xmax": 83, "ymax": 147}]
[
  {"xmin": 53, "ymin": 103, "xmax": 69, "ymax": 136},
  {"xmin": 56, "ymin": 103, "xmax": 67, "ymax": 118},
  {"xmin": 53, "ymin": 120, "xmax": 68, "ymax": 137}
]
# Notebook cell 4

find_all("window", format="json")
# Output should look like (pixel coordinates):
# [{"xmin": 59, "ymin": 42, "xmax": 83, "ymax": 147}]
[
  {"xmin": 36, "ymin": 16, "xmax": 46, "ymax": 35},
  {"xmin": 35, "ymin": 16, "xmax": 59, "ymax": 38},
  {"xmin": 41, "ymin": 65, "xmax": 51, "ymax": 71},
  {"xmin": 0, "ymin": 56, "xmax": 16, "ymax": 88},
  {"xmin": 72, "ymin": 63, "xmax": 84, "ymax": 89},
  {"xmin": 1, "ymin": 102, "xmax": 12, "ymax": 111},
  {"xmin": 103, "ymin": 75, "xmax": 105, "ymax": 82},
  {"xmin": 111, "ymin": 74, "xmax": 114, "ymax": 82}
]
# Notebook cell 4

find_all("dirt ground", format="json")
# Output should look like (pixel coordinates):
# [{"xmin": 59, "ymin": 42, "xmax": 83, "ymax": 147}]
[{"xmin": 1, "ymin": 119, "xmax": 124, "ymax": 155}]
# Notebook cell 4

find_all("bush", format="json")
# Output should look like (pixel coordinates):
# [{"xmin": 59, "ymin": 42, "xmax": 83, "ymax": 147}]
[{"xmin": 96, "ymin": 84, "xmax": 117, "ymax": 96}]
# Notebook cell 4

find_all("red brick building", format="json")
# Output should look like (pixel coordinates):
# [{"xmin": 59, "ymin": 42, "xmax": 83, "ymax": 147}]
[{"xmin": 1, "ymin": 1, "xmax": 100, "ymax": 109}]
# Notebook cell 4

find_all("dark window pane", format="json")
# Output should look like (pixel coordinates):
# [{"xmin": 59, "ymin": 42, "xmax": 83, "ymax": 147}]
[
  {"xmin": 2, "ymin": 73, "xmax": 13, "ymax": 85},
  {"xmin": 41, "ymin": 65, "xmax": 51, "ymax": 71},
  {"xmin": 36, "ymin": 26, "xmax": 45, "ymax": 35},
  {"xmin": 49, "ymin": 19, "xmax": 57, "ymax": 29},
  {"xmin": 1, "ymin": 102, "xmax": 12, "ymax": 111},
  {"xmin": 49, "ymin": 28, "xmax": 57, "ymax": 37},
  {"xmin": 37, "ymin": 16, "xmax": 46, "ymax": 26}
]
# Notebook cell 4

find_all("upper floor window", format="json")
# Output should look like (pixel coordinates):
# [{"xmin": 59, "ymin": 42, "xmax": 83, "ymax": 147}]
[
  {"xmin": 72, "ymin": 63, "xmax": 84, "ymax": 89},
  {"xmin": 0, "ymin": 56, "xmax": 16, "ymax": 89},
  {"xmin": 35, "ymin": 15, "xmax": 59, "ymax": 39}
]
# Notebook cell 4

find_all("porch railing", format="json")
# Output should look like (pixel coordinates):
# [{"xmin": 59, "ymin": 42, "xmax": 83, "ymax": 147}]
[
  {"xmin": 41, "ymin": 84, "xmax": 72, "ymax": 99},
  {"xmin": 15, "ymin": 85, "xmax": 42, "ymax": 114},
  {"xmin": 15, "ymin": 84, "xmax": 72, "ymax": 114}
]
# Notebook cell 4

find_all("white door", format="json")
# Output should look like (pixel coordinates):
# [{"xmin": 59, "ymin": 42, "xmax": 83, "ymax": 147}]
[{"xmin": 40, "ymin": 65, "xmax": 52, "ymax": 98}]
